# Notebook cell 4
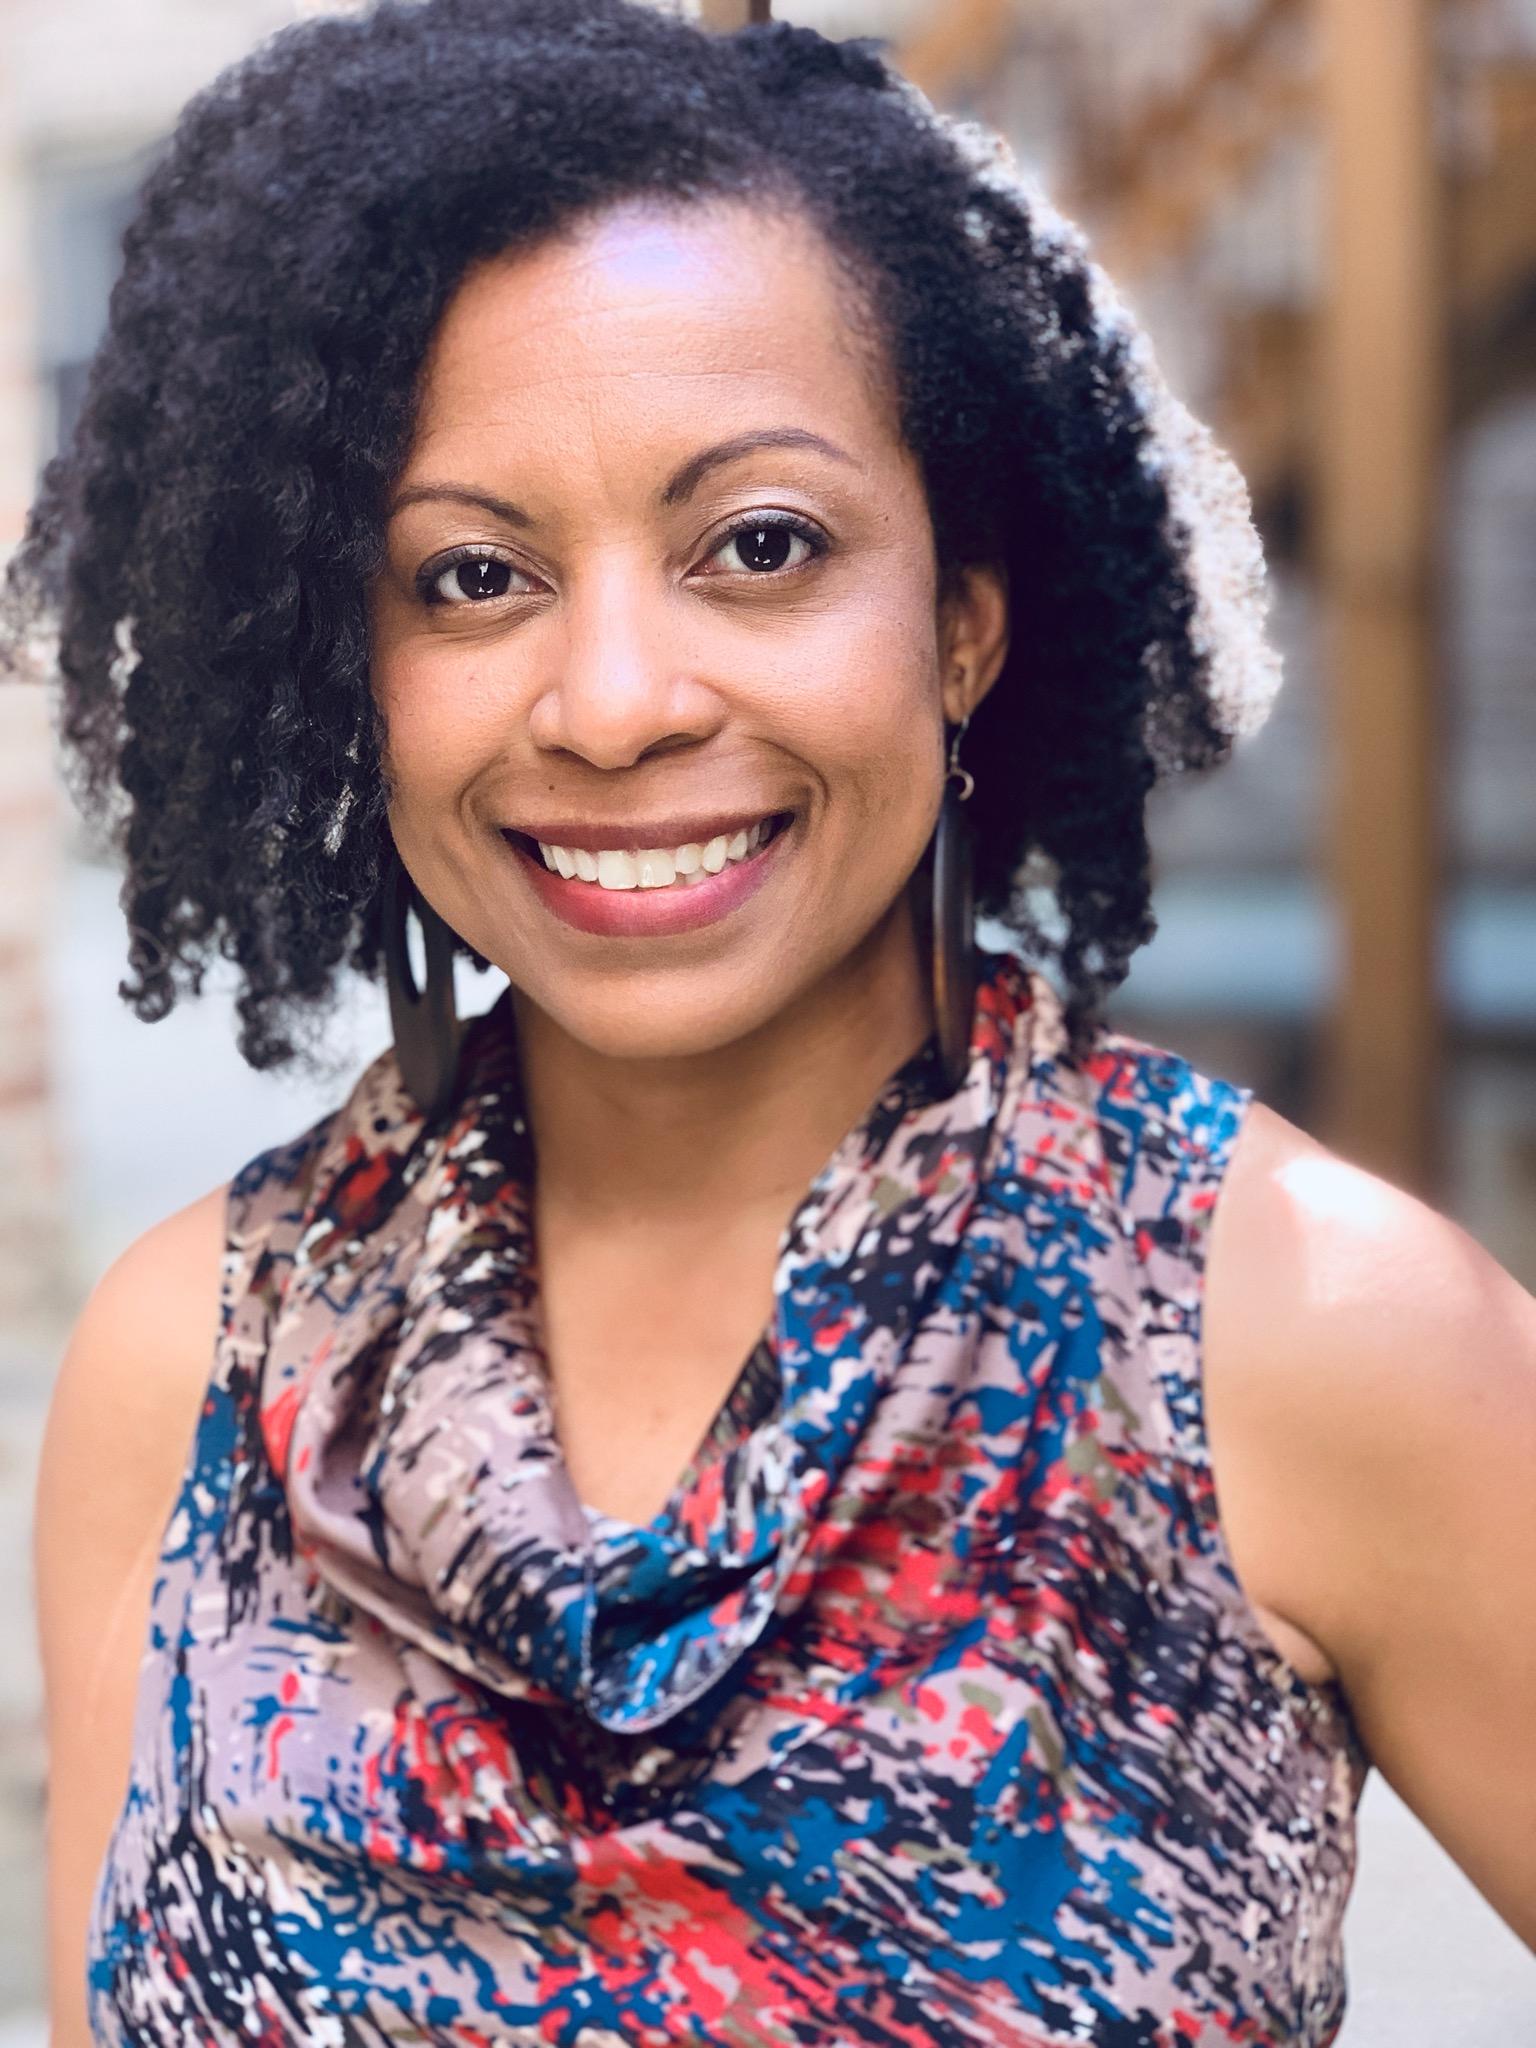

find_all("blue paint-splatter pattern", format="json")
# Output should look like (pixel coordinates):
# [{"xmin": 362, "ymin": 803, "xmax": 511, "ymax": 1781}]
[{"xmin": 86, "ymin": 948, "xmax": 1366, "ymax": 2045}]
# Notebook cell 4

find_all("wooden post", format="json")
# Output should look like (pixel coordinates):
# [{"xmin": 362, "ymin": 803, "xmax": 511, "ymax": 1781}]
[
  {"xmin": 1314, "ymin": 0, "xmax": 1447, "ymax": 1197},
  {"xmin": 699, "ymin": 0, "xmax": 770, "ymax": 27},
  {"xmin": 896, "ymin": 0, "xmax": 1015, "ymax": 104}
]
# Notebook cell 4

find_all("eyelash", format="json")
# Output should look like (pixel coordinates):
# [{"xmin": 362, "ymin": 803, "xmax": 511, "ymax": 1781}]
[{"xmin": 415, "ymin": 511, "xmax": 829, "ymax": 610}]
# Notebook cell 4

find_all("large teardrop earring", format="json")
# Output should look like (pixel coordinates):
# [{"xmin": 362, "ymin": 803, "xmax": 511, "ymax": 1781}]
[
  {"xmin": 381, "ymin": 846, "xmax": 463, "ymax": 1118},
  {"xmin": 932, "ymin": 709, "xmax": 977, "ymax": 1097}
]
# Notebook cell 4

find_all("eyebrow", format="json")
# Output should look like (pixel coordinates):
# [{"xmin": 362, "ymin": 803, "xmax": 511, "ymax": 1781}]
[
  {"xmin": 660, "ymin": 429, "xmax": 859, "ymax": 506},
  {"xmin": 387, "ymin": 428, "xmax": 859, "ymax": 526}
]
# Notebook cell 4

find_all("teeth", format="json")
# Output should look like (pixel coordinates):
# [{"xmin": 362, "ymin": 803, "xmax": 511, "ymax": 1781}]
[
  {"xmin": 530, "ymin": 816, "xmax": 779, "ymax": 889},
  {"xmin": 635, "ymin": 849, "xmax": 676, "ymax": 889},
  {"xmin": 596, "ymin": 849, "xmax": 639, "ymax": 890}
]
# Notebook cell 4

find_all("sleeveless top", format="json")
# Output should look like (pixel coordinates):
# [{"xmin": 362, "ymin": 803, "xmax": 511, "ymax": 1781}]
[{"xmin": 85, "ymin": 946, "xmax": 1368, "ymax": 2047}]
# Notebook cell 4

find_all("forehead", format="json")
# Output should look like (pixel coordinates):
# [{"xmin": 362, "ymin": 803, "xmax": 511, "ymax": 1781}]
[{"xmin": 410, "ymin": 196, "xmax": 895, "ymax": 452}]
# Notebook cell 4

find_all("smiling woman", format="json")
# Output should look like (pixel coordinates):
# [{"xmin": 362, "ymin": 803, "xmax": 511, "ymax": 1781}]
[
  {"xmin": 6, "ymin": 2, "xmax": 1534, "ymax": 2046},
  {"xmin": 366, "ymin": 199, "xmax": 1006, "ymax": 1045}
]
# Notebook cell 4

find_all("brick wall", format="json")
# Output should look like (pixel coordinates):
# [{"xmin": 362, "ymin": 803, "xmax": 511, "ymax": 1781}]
[
  {"xmin": 0, "ymin": 690, "xmax": 65, "ymax": 1346},
  {"xmin": 0, "ymin": 4, "xmax": 68, "ymax": 1358}
]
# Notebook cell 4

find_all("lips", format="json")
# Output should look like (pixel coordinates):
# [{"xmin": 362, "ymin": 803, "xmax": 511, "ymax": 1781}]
[
  {"xmin": 501, "ymin": 809, "xmax": 794, "ymax": 856},
  {"xmin": 499, "ymin": 810, "xmax": 794, "ymax": 939},
  {"xmin": 502, "ymin": 811, "xmax": 792, "ymax": 882}
]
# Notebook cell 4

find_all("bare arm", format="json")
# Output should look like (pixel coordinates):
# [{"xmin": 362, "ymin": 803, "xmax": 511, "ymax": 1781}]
[
  {"xmin": 34, "ymin": 1184, "xmax": 229, "ymax": 2048},
  {"xmin": 1204, "ymin": 1103, "xmax": 1536, "ymax": 1948}
]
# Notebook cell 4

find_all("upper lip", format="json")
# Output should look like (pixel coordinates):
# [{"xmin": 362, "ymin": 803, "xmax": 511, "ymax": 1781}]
[{"xmin": 502, "ymin": 808, "xmax": 790, "ymax": 852}]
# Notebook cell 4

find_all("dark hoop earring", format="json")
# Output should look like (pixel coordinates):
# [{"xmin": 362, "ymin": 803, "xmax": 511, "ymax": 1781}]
[
  {"xmin": 381, "ymin": 849, "xmax": 462, "ymax": 1118},
  {"xmin": 933, "ymin": 715, "xmax": 977, "ymax": 1097}
]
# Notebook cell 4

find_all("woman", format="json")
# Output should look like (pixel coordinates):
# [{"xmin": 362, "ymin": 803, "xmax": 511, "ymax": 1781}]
[{"xmin": 10, "ymin": 0, "xmax": 1533, "ymax": 2042}]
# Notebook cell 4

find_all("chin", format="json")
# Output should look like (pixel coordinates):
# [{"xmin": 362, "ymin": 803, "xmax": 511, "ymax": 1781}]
[{"xmin": 507, "ymin": 967, "xmax": 798, "ymax": 1068}]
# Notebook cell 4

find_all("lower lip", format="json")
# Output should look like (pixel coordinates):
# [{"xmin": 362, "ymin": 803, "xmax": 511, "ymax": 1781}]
[{"xmin": 500, "ymin": 818, "xmax": 794, "ymax": 938}]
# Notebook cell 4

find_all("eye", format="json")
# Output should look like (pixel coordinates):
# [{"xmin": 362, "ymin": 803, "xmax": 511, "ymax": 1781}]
[
  {"xmin": 417, "ymin": 548, "xmax": 535, "ymax": 608},
  {"xmin": 701, "ymin": 513, "xmax": 826, "ymax": 579}
]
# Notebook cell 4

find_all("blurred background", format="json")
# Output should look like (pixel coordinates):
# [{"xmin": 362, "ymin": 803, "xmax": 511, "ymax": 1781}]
[{"xmin": 0, "ymin": 0, "xmax": 1532, "ymax": 2036}]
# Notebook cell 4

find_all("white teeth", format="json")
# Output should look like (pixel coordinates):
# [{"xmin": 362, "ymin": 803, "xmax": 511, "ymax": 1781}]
[
  {"xmin": 596, "ymin": 849, "xmax": 639, "ymax": 891},
  {"xmin": 529, "ymin": 816, "xmax": 781, "ymax": 888},
  {"xmin": 635, "ymin": 849, "xmax": 676, "ymax": 889}
]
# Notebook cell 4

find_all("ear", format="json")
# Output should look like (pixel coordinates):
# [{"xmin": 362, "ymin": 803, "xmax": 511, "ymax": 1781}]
[{"xmin": 937, "ymin": 560, "xmax": 1010, "ymax": 725}]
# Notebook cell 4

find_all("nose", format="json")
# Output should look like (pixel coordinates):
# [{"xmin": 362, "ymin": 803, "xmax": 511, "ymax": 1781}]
[{"xmin": 526, "ymin": 557, "xmax": 723, "ymax": 771}]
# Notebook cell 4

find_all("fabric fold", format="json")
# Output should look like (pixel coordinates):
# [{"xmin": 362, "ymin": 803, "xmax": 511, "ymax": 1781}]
[
  {"xmin": 93, "ymin": 937, "xmax": 1369, "ymax": 2047},
  {"xmin": 264, "ymin": 948, "xmax": 1038, "ymax": 1732}
]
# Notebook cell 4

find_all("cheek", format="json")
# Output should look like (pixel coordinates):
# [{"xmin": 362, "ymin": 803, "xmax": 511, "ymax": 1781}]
[
  {"xmin": 371, "ymin": 643, "xmax": 514, "ymax": 806},
  {"xmin": 784, "ymin": 607, "xmax": 941, "ymax": 814}
]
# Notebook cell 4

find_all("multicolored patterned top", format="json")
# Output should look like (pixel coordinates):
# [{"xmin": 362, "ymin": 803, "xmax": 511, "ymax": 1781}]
[{"xmin": 86, "ymin": 945, "xmax": 1367, "ymax": 2047}]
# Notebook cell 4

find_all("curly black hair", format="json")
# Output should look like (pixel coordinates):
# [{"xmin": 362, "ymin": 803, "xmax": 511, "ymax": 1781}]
[{"xmin": 0, "ymin": 0, "xmax": 1279, "ymax": 1070}]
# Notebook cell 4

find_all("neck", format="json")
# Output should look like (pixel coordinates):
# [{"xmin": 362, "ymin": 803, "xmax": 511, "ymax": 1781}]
[{"xmin": 507, "ymin": 882, "xmax": 936, "ymax": 1228}]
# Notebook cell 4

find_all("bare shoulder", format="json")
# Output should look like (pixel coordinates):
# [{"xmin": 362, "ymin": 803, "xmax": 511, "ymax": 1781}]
[
  {"xmin": 39, "ymin": 1180, "xmax": 231, "ymax": 1557},
  {"xmin": 1201, "ymin": 1097, "xmax": 1536, "ymax": 1649},
  {"xmin": 1205, "ymin": 1094, "xmax": 1519, "ymax": 1298},
  {"xmin": 1205, "ymin": 1097, "xmax": 1536, "ymax": 1431},
  {"xmin": 35, "ymin": 1180, "xmax": 230, "ymax": 2048},
  {"xmin": 37, "ymin": 1179, "xmax": 231, "ymax": 1681},
  {"xmin": 1201, "ymin": 1100, "xmax": 1536, "ymax": 1943}
]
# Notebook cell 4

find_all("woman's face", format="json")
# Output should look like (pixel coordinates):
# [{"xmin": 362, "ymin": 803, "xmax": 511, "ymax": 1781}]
[{"xmin": 367, "ymin": 195, "xmax": 1007, "ymax": 1063}]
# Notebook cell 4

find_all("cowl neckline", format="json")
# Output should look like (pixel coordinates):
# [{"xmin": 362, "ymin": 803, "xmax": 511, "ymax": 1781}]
[{"xmin": 262, "ymin": 947, "xmax": 1040, "ymax": 1734}]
